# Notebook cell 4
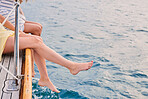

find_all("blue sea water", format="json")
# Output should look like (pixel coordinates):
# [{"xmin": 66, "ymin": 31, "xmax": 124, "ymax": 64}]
[{"xmin": 22, "ymin": 0, "xmax": 148, "ymax": 98}]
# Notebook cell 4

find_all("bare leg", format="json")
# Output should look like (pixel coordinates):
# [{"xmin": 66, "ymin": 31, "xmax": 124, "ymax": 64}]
[
  {"xmin": 33, "ymin": 49, "xmax": 58, "ymax": 92},
  {"xmin": 23, "ymin": 35, "xmax": 59, "ymax": 92},
  {"xmin": 23, "ymin": 22, "xmax": 42, "ymax": 36},
  {"xmin": 34, "ymin": 50, "xmax": 60, "ymax": 93},
  {"xmin": 11, "ymin": 33, "xmax": 58, "ymax": 92},
  {"xmin": 34, "ymin": 43, "xmax": 93, "ymax": 75},
  {"xmin": 3, "ymin": 35, "xmax": 60, "ymax": 93},
  {"xmin": 25, "ymin": 21, "xmax": 42, "ymax": 28},
  {"xmin": 31, "ymin": 49, "xmax": 36, "ymax": 77},
  {"xmin": 23, "ymin": 21, "xmax": 42, "ymax": 76},
  {"xmin": 4, "ymin": 33, "xmax": 93, "ymax": 75},
  {"xmin": 3, "ymin": 34, "xmax": 93, "ymax": 92}
]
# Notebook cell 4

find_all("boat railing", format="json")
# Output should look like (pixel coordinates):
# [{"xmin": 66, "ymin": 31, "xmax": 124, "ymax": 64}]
[
  {"xmin": 0, "ymin": 1, "xmax": 32, "ymax": 98},
  {"xmin": 0, "ymin": 0, "xmax": 23, "ymax": 90}
]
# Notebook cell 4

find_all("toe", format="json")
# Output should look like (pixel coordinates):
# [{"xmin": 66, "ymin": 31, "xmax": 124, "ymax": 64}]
[
  {"xmin": 91, "ymin": 61, "xmax": 93, "ymax": 66},
  {"xmin": 53, "ymin": 89, "xmax": 60, "ymax": 93}
]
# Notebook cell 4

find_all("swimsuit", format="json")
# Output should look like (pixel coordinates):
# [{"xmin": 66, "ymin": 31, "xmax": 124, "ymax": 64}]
[{"xmin": 0, "ymin": 0, "xmax": 26, "ymax": 31}]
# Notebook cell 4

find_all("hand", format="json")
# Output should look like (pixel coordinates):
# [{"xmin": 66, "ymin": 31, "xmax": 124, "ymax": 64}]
[{"xmin": 19, "ymin": 30, "xmax": 25, "ymax": 34}]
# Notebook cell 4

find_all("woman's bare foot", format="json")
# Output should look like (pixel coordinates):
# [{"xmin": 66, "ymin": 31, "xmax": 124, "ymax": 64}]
[
  {"xmin": 38, "ymin": 78, "xmax": 60, "ymax": 93},
  {"xmin": 69, "ymin": 61, "xmax": 93, "ymax": 75}
]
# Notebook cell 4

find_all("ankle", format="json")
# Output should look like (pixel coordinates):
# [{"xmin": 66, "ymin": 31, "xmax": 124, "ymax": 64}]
[
  {"xmin": 68, "ymin": 62, "xmax": 77, "ymax": 70},
  {"xmin": 39, "ymin": 77, "xmax": 49, "ymax": 81}
]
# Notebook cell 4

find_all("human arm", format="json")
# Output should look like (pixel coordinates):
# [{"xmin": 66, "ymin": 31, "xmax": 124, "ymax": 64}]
[
  {"xmin": 0, "ymin": 14, "xmax": 24, "ymax": 34},
  {"xmin": 0, "ymin": 14, "xmax": 15, "ymax": 31}
]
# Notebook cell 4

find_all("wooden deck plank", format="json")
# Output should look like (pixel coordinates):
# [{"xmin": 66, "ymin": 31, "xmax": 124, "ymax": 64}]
[
  {"xmin": 11, "ymin": 91, "xmax": 20, "ymax": 99},
  {"xmin": 7, "ymin": 54, "xmax": 15, "ymax": 79},
  {"xmin": 0, "ymin": 55, "xmax": 5, "ymax": 72},
  {"xmin": 2, "ymin": 93, "xmax": 11, "ymax": 99},
  {"xmin": 0, "ymin": 52, "xmax": 23, "ymax": 99},
  {"xmin": 11, "ymin": 52, "xmax": 23, "ymax": 99},
  {"xmin": 1, "ymin": 54, "xmax": 13, "ymax": 99},
  {"xmin": 7, "ymin": 52, "xmax": 22, "ymax": 79},
  {"xmin": 2, "ymin": 54, "xmax": 17, "ymax": 99},
  {"xmin": 0, "ymin": 55, "xmax": 5, "ymax": 92},
  {"xmin": 0, "ymin": 54, "xmax": 11, "ymax": 98}
]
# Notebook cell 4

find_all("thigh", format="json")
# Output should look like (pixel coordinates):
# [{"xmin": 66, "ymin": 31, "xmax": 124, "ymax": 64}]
[
  {"xmin": 3, "ymin": 34, "xmax": 35, "ymax": 54},
  {"xmin": 25, "ymin": 21, "xmax": 42, "ymax": 27},
  {"xmin": 23, "ymin": 23, "xmax": 42, "ymax": 36},
  {"xmin": 23, "ymin": 23, "xmax": 38, "ymax": 33}
]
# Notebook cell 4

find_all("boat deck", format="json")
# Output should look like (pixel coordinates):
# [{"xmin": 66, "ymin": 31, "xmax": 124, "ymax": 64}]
[{"xmin": 0, "ymin": 52, "xmax": 23, "ymax": 99}]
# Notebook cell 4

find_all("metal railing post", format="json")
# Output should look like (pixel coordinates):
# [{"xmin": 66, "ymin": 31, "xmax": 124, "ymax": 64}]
[
  {"xmin": 14, "ymin": 1, "xmax": 20, "ymax": 80},
  {"xmin": 6, "ymin": 1, "xmax": 21, "ymax": 91}
]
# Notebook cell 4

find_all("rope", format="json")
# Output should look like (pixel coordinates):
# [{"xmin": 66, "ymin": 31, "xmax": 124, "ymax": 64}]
[
  {"xmin": 0, "ymin": 3, "xmax": 17, "ymax": 28},
  {"xmin": 32, "ymin": 77, "xmax": 39, "ymax": 80},
  {"xmin": 0, "ymin": 2, "xmax": 20, "ymax": 80},
  {"xmin": 0, "ymin": 64, "xmax": 19, "ymax": 80}
]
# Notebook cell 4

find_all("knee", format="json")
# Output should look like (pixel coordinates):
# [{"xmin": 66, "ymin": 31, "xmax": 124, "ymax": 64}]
[
  {"xmin": 32, "ymin": 36, "xmax": 43, "ymax": 47},
  {"xmin": 34, "ymin": 25, "xmax": 42, "ymax": 36},
  {"xmin": 38, "ymin": 23, "xmax": 43, "ymax": 30}
]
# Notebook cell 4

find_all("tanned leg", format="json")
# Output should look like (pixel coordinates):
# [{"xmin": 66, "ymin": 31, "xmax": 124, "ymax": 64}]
[
  {"xmin": 3, "ymin": 33, "xmax": 93, "ymax": 92},
  {"xmin": 3, "ymin": 35, "xmax": 60, "ymax": 93},
  {"xmin": 25, "ymin": 21, "xmax": 42, "ymax": 29},
  {"xmin": 23, "ymin": 21, "xmax": 43, "ymax": 76},
  {"xmin": 31, "ymin": 49, "xmax": 36, "ymax": 77},
  {"xmin": 23, "ymin": 23, "xmax": 42, "ymax": 36}
]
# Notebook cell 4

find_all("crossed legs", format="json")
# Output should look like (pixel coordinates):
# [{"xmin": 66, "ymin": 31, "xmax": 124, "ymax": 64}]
[
  {"xmin": 3, "ymin": 33, "xmax": 93, "ymax": 93},
  {"xmin": 23, "ymin": 21, "xmax": 43, "ymax": 76},
  {"xmin": 23, "ymin": 21, "xmax": 42, "ymax": 36}
]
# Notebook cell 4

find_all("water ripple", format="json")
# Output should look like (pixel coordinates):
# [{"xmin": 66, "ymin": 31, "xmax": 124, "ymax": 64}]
[
  {"xmin": 113, "ymin": 72, "xmax": 126, "ymax": 76},
  {"xmin": 141, "ymin": 91, "xmax": 148, "ymax": 96},
  {"xmin": 129, "ymin": 73, "xmax": 148, "ymax": 78},
  {"xmin": 62, "ymin": 35, "xmax": 74, "ymax": 39},
  {"xmin": 97, "ymin": 57, "xmax": 110, "ymax": 62},
  {"xmin": 104, "ymin": 86, "xmax": 115, "ymax": 92},
  {"xmin": 50, "ymin": 5, "xmax": 58, "ymax": 9},
  {"xmin": 119, "ymin": 91, "xmax": 132, "ymax": 98},
  {"xmin": 32, "ymin": 79, "xmax": 88, "ymax": 99},
  {"xmin": 79, "ymin": 80, "xmax": 101, "ymax": 87},
  {"xmin": 64, "ymin": 54, "xmax": 94, "ymax": 58},
  {"xmin": 137, "ymin": 81, "xmax": 148, "ymax": 89},
  {"xmin": 92, "ymin": 63, "xmax": 101, "ymax": 68},
  {"xmin": 59, "ymin": 89, "xmax": 88, "ymax": 99},
  {"xmin": 32, "ymin": 79, "xmax": 59, "ymax": 99},
  {"xmin": 136, "ymin": 29, "xmax": 148, "ymax": 33}
]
